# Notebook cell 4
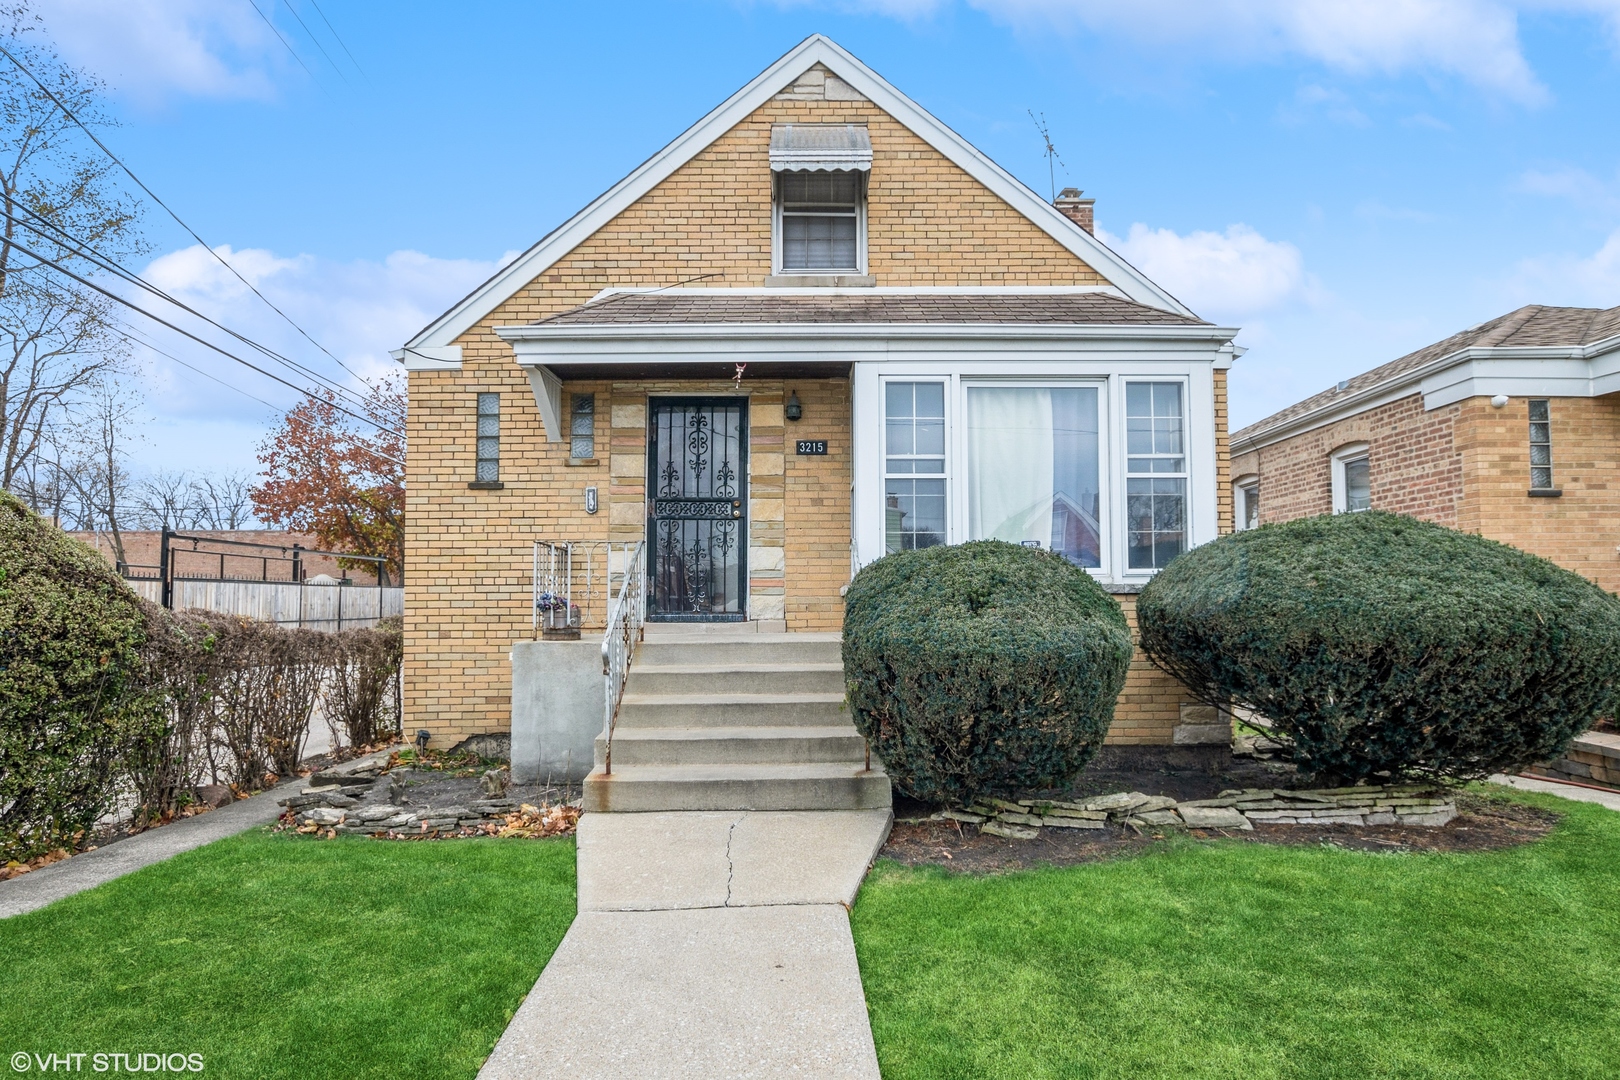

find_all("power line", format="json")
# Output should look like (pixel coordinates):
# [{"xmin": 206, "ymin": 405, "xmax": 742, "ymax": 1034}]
[
  {"xmin": 3, "ymin": 202, "xmax": 372, "ymax": 412},
  {"xmin": 279, "ymin": 0, "xmax": 349, "ymax": 84},
  {"xmin": 0, "ymin": 41, "xmax": 371, "ymax": 386},
  {"xmin": 2, "ymin": 231, "xmax": 404, "ymax": 447},
  {"xmin": 243, "ymin": 0, "xmax": 316, "ymax": 82},
  {"xmin": 307, "ymin": 0, "xmax": 365, "ymax": 78},
  {"xmin": 117, "ymin": 320, "xmax": 282, "ymax": 412}
]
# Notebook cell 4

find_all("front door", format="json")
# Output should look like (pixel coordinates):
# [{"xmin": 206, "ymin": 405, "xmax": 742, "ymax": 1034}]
[{"xmin": 647, "ymin": 397, "xmax": 748, "ymax": 620}]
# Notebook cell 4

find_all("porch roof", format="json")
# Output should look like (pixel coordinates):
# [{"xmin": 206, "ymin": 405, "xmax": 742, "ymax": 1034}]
[{"xmin": 529, "ymin": 290, "xmax": 1209, "ymax": 328}]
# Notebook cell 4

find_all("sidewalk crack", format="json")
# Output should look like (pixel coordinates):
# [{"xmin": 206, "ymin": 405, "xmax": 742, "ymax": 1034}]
[{"xmin": 723, "ymin": 814, "xmax": 744, "ymax": 907}]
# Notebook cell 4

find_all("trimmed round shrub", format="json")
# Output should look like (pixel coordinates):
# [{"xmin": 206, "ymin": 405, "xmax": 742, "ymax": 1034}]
[
  {"xmin": 843, "ymin": 540, "xmax": 1132, "ymax": 804},
  {"xmin": 0, "ymin": 491, "xmax": 150, "ymax": 861},
  {"xmin": 1138, "ymin": 510, "xmax": 1620, "ymax": 783}
]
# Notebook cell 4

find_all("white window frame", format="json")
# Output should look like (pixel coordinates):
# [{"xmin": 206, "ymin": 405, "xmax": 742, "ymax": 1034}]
[
  {"xmin": 1233, "ymin": 474, "xmax": 1259, "ymax": 531},
  {"xmin": 882, "ymin": 378, "xmax": 950, "ymax": 553},
  {"xmin": 1330, "ymin": 442, "xmax": 1371, "ymax": 513},
  {"xmin": 1120, "ymin": 378, "xmax": 1193, "ymax": 573},
  {"xmin": 772, "ymin": 170, "xmax": 868, "ymax": 276},
  {"xmin": 956, "ymin": 377, "xmax": 1112, "ymax": 574}
]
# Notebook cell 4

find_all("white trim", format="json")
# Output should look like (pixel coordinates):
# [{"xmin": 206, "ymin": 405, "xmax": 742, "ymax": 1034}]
[
  {"xmin": 522, "ymin": 366, "xmax": 564, "ymax": 443},
  {"xmin": 772, "ymin": 169, "xmax": 868, "ymax": 276},
  {"xmin": 1234, "ymin": 336, "xmax": 1620, "ymax": 455},
  {"xmin": 400, "ymin": 34, "xmax": 1192, "ymax": 354},
  {"xmin": 589, "ymin": 285, "xmax": 1129, "ymax": 299},
  {"xmin": 392, "ymin": 345, "xmax": 463, "ymax": 371},
  {"xmin": 1232, "ymin": 474, "xmax": 1259, "ymax": 531},
  {"xmin": 1330, "ymin": 442, "xmax": 1370, "ymax": 514}
]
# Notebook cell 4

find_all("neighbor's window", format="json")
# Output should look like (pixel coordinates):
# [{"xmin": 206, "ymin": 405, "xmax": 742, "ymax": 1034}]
[
  {"xmin": 1529, "ymin": 399, "xmax": 1553, "ymax": 490},
  {"xmin": 777, "ymin": 170, "xmax": 862, "ymax": 272},
  {"xmin": 1331, "ymin": 443, "xmax": 1371, "ymax": 513},
  {"xmin": 1125, "ymin": 382, "xmax": 1187, "ymax": 570},
  {"xmin": 884, "ymin": 381, "xmax": 946, "ymax": 553},
  {"xmin": 475, "ymin": 392, "xmax": 500, "ymax": 482},
  {"xmin": 570, "ymin": 392, "xmax": 596, "ymax": 460},
  {"xmin": 967, "ymin": 385, "xmax": 1101, "ymax": 567},
  {"xmin": 1235, "ymin": 477, "xmax": 1260, "ymax": 531}
]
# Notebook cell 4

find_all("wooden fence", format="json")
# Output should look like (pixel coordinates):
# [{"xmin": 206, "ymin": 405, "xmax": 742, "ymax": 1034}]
[{"xmin": 126, "ymin": 579, "xmax": 403, "ymax": 630}]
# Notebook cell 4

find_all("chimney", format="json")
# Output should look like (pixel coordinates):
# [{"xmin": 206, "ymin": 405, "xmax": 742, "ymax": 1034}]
[{"xmin": 1054, "ymin": 187, "xmax": 1094, "ymax": 235}]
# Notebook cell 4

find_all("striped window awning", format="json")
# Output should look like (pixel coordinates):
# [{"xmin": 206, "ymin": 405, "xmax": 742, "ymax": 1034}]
[{"xmin": 769, "ymin": 124, "xmax": 872, "ymax": 172}]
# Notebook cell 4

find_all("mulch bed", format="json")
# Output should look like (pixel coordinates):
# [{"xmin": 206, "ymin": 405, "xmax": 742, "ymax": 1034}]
[{"xmin": 880, "ymin": 747, "xmax": 1562, "ymax": 874}]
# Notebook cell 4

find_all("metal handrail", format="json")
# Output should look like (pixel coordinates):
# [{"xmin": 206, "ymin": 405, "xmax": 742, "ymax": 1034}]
[
  {"xmin": 600, "ymin": 541, "xmax": 646, "ymax": 776},
  {"xmin": 532, "ymin": 540, "xmax": 634, "ymax": 636}
]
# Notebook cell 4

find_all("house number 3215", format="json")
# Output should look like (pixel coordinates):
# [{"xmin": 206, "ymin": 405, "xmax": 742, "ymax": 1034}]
[{"xmin": 796, "ymin": 440, "xmax": 828, "ymax": 455}]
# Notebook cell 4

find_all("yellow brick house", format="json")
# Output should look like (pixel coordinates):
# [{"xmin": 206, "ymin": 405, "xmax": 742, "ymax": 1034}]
[{"xmin": 394, "ymin": 36, "xmax": 1240, "ymax": 807}]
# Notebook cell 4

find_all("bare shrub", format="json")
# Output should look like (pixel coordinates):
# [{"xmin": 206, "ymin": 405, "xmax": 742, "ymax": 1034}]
[
  {"xmin": 326, "ymin": 616, "xmax": 403, "ymax": 749},
  {"xmin": 127, "ymin": 605, "xmax": 220, "ymax": 822}
]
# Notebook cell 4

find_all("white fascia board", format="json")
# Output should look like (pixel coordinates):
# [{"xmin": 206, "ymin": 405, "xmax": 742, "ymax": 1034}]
[
  {"xmin": 1230, "ymin": 380, "xmax": 1421, "ymax": 457},
  {"xmin": 392, "ymin": 345, "xmax": 463, "ymax": 371},
  {"xmin": 403, "ymin": 35, "xmax": 1195, "ymax": 353}
]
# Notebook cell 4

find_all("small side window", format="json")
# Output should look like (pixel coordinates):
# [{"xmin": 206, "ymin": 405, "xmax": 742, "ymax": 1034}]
[
  {"xmin": 570, "ymin": 393, "xmax": 596, "ymax": 460},
  {"xmin": 476, "ymin": 393, "xmax": 500, "ymax": 482},
  {"xmin": 1234, "ymin": 477, "xmax": 1259, "ymax": 530},
  {"xmin": 1528, "ymin": 399, "xmax": 1553, "ymax": 490},
  {"xmin": 1330, "ymin": 443, "xmax": 1370, "ymax": 513}
]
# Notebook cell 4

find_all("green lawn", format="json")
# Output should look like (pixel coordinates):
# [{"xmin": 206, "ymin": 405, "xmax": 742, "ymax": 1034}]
[
  {"xmin": 853, "ymin": 789, "xmax": 1620, "ymax": 1080},
  {"xmin": 0, "ymin": 831, "xmax": 576, "ymax": 1079}
]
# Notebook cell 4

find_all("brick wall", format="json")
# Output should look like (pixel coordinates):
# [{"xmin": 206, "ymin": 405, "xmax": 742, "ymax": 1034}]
[
  {"xmin": 1244, "ymin": 393, "xmax": 1465, "ymax": 526},
  {"xmin": 1235, "ymin": 390, "xmax": 1620, "ymax": 596},
  {"xmin": 1108, "ymin": 592, "xmax": 1194, "ymax": 745}
]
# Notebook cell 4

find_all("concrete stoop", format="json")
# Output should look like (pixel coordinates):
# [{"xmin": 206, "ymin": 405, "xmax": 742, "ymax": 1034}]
[{"xmin": 583, "ymin": 632, "xmax": 890, "ymax": 813}]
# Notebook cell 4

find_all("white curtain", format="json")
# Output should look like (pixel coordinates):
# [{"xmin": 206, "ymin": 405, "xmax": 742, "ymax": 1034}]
[{"xmin": 968, "ymin": 388, "xmax": 1054, "ymax": 547}]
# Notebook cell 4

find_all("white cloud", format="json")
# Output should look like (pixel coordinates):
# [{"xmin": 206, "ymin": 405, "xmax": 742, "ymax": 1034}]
[
  {"xmin": 1508, "ymin": 227, "xmax": 1620, "ymax": 306},
  {"xmin": 1099, "ymin": 222, "xmax": 1310, "ymax": 318},
  {"xmin": 821, "ymin": 0, "xmax": 1620, "ymax": 103},
  {"xmin": 1514, "ymin": 165, "xmax": 1620, "ymax": 210},
  {"xmin": 34, "ymin": 0, "xmax": 287, "ymax": 103},
  {"xmin": 132, "ymin": 244, "xmax": 512, "ymax": 420}
]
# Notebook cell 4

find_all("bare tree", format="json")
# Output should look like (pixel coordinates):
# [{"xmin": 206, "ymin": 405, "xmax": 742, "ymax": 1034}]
[
  {"xmin": 55, "ymin": 374, "xmax": 138, "ymax": 567},
  {"xmin": 133, "ymin": 469, "xmax": 195, "ymax": 529},
  {"xmin": 192, "ymin": 470, "xmax": 253, "ymax": 529},
  {"xmin": 0, "ymin": 3, "xmax": 142, "ymax": 499}
]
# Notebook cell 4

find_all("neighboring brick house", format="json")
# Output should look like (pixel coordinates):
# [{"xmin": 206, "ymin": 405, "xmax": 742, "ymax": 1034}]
[
  {"xmin": 1230, "ymin": 303, "xmax": 1620, "ymax": 595},
  {"xmin": 395, "ymin": 35, "xmax": 1241, "ymax": 757}
]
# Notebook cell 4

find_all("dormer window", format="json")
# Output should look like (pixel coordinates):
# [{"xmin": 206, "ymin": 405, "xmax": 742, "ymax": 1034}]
[{"xmin": 770, "ymin": 124, "xmax": 871, "ymax": 276}]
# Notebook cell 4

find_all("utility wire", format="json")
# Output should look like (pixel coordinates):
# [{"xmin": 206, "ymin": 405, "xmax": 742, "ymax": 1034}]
[
  {"xmin": 3, "ymin": 203, "xmax": 372, "ymax": 411},
  {"xmin": 243, "ymin": 0, "xmax": 317, "ymax": 82},
  {"xmin": 117, "ymin": 320, "xmax": 282, "ymax": 412},
  {"xmin": 279, "ymin": 0, "xmax": 348, "ymax": 84},
  {"xmin": 307, "ymin": 0, "xmax": 365, "ymax": 78},
  {"xmin": 0, "ymin": 41, "xmax": 370, "ymax": 386},
  {"xmin": 2, "ymin": 232, "xmax": 404, "ymax": 448}
]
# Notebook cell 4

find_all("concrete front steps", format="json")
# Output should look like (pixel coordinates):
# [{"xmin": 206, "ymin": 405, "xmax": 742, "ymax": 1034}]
[{"xmin": 583, "ymin": 630, "xmax": 890, "ymax": 813}]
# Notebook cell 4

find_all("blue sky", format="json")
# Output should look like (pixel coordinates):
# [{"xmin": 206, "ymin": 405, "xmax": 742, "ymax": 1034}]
[{"xmin": 32, "ymin": 0, "xmax": 1620, "ymax": 474}]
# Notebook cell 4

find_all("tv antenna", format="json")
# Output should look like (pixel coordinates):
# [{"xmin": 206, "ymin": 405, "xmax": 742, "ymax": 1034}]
[{"xmin": 1029, "ymin": 110, "xmax": 1067, "ymax": 202}]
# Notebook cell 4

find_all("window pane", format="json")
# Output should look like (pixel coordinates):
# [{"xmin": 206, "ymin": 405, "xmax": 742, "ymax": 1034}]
[
  {"xmin": 968, "ymin": 386, "xmax": 1101, "ymax": 568},
  {"xmin": 1530, "ymin": 443, "xmax": 1551, "ymax": 466},
  {"xmin": 477, "ymin": 436, "xmax": 500, "ymax": 462},
  {"xmin": 1241, "ymin": 485, "xmax": 1259, "ymax": 530},
  {"xmin": 477, "ymin": 414, "xmax": 499, "ymax": 436},
  {"xmin": 571, "ymin": 436, "xmax": 595, "ymax": 459},
  {"xmin": 1528, "ymin": 399, "xmax": 1549, "ymax": 422},
  {"xmin": 1126, "ymin": 476, "xmax": 1185, "ymax": 569},
  {"xmin": 477, "ymin": 392, "xmax": 499, "ymax": 416},
  {"xmin": 1344, "ymin": 456, "xmax": 1370, "ymax": 511},
  {"xmin": 1529, "ymin": 422, "xmax": 1550, "ymax": 444},
  {"xmin": 782, "ymin": 213, "xmax": 858, "ymax": 270},
  {"xmin": 1531, "ymin": 466, "xmax": 1553, "ymax": 489},
  {"xmin": 886, "ymin": 419, "xmax": 913, "ymax": 456},
  {"xmin": 915, "ymin": 382, "xmax": 945, "ymax": 417},
  {"xmin": 476, "ymin": 459, "xmax": 499, "ymax": 482},
  {"xmin": 914, "ymin": 418, "xmax": 945, "ymax": 456},
  {"xmin": 886, "ymin": 479, "xmax": 946, "ymax": 552},
  {"xmin": 780, "ymin": 170, "xmax": 860, "ymax": 206}
]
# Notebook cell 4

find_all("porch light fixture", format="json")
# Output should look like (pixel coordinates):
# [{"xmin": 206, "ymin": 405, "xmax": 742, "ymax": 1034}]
[{"xmin": 785, "ymin": 390, "xmax": 803, "ymax": 421}]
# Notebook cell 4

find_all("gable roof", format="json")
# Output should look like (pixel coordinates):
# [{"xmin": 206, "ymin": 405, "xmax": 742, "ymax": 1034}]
[
  {"xmin": 530, "ymin": 290, "xmax": 1208, "ymax": 328},
  {"xmin": 1232, "ymin": 303, "xmax": 1620, "ymax": 451},
  {"xmin": 399, "ymin": 35, "xmax": 1193, "ymax": 356}
]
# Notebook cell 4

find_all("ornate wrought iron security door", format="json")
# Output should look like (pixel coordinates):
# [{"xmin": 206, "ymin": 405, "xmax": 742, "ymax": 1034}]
[{"xmin": 647, "ymin": 398, "xmax": 748, "ymax": 620}]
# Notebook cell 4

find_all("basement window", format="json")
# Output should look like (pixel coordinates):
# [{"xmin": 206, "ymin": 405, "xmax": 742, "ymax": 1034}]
[
  {"xmin": 475, "ymin": 392, "xmax": 500, "ymax": 483},
  {"xmin": 1529, "ymin": 399, "xmax": 1553, "ymax": 490}
]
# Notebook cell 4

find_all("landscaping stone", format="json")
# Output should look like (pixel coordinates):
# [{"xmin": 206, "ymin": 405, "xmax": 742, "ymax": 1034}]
[
  {"xmin": 1133, "ymin": 809, "xmax": 1183, "ymax": 827},
  {"xmin": 941, "ymin": 810, "xmax": 986, "ymax": 824},
  {"xmin": 995, "ymin": 812, "xmax": 1044, "ymax": 827},
  {"xmin": 1178, "ymin": 805, "xmax": 1252, "ymax": 830},
  {"xmin": 981, "ymin": 821, "xmax": 1039, "ymax": 840},
  {"xmin": 1040, "ymin": 816, "xmax": 1104, "ymax": 829},
  {"xmin": 303, "ymin": 808, "xmax": 345, "ymax": 826},
  {"xmin": 1080, "ymin": 792, "xmax": 1148, "ymax": 812}
]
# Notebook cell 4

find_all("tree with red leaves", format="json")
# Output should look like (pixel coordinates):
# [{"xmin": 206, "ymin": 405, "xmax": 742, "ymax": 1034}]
[{"xmin": 252, "ymin": 377, "xmax": 405, "ymax": 582}]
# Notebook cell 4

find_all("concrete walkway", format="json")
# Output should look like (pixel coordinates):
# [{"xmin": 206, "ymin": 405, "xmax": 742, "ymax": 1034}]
[
  {"xmin": 478, "ymin": 809, "xmax": 892, "ymax": 1079},
  {"xmin": 1490, "ymin": 773, "xmax": 1620, "ymax": 812},
  {"xmin": 0, "ymin": 781, "xmax": 292, "ymax": 919}
]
